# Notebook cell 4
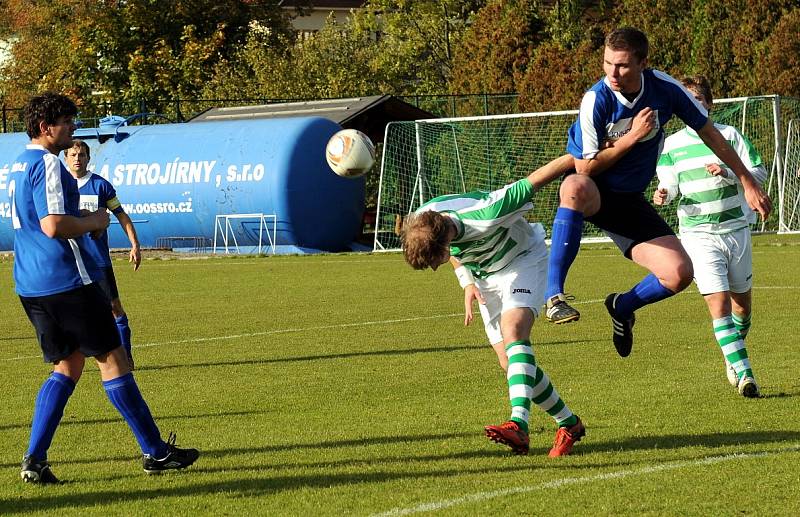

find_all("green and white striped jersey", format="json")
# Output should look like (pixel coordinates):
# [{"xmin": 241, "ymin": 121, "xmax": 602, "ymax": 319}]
[
  {"xmin": 417, "ymin": 178, "xmax": 543, "ymax": 278},
  {"xmin": 656, "ymin": 123, "xmax": 766, "ymax": 234}
]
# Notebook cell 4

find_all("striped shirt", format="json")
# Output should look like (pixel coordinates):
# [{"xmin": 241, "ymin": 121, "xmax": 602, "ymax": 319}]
[
  {"xmin": 417, "ymin": 179, "xmax": 544, "ymax": 278},
  {"xmin": 656, "ymin": 123, "xmax": 767, "ymax": 234},
  {"xmin": 9, "ymin": 144, "xmax": 102, "ymax": 296}
]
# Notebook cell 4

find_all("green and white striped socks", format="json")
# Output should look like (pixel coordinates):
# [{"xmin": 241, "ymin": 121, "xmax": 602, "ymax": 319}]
[
  {"xmin": 732, "ymin": 312, "xmax": 751, "ymax": 339},
  {"xmin": 714, "ymin": 316, "xmax": 753, "ymax": 380},
  {"xmin": 506, "ymin": 340, "xmax": 577, "ymax": 432}
]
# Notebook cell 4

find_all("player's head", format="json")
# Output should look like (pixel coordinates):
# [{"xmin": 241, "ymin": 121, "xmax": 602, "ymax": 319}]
[
  {"xmin": 681, "ymin": 75, "xmax": 713, "ymax": 110},
  {"xmin": 603, "ymin": 28, "xmax": 648, "ymax": 94},
  {"xmin": 401, "ymin": 211, "xmax": 452, "ymax": 271},
  {"xmin": 24, "ymin": 92, "xmax": 78, "ymax": 145},
  {"xmin": 65, "ymin": 139, "xmax": 91, "ymax": 177}
]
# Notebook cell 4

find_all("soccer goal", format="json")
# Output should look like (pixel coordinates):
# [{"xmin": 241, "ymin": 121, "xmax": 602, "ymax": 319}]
[{"xmin": 374, "ymin": 95, "xmax": 800, "ymax": 251}]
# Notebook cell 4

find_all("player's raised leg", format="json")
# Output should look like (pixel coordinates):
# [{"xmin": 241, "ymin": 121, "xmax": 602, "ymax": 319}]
[
  {"xmin": 545, "ymin": 175, "xmax": 601, "ymax": 324},
  {"xmin": 607, "ymin": 235, "xmax": 693, "ymax": 357}
]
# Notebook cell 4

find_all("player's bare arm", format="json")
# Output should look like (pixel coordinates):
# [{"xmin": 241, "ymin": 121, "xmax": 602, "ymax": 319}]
[
  {"xmin": 40, "ymin": 210, "xmax": 110, "ymax": 239},
  {"xmin": 450, "ymin": 256, "xmax": 485, "ymax": 326},
  {"xmin": 526, "ymin": 154, "xmax": 574, "ymax": 189},
  {"xmin": 696, "ymin": 120, "xmax": 772, "ymax": 219},
  {"xmin": 116, "ymin": 211, "xmax": 142, "ymax": 270},
  {"xmin": 574, "ymin": 107, "xmax": 657, "ymax": 177}
]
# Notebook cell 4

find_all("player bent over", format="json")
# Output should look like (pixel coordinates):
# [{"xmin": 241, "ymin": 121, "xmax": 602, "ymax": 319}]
[
  {"xmin": 654, "ymin": 75, "xmax": 766, "ymax": 398},
  {"xmin": 9, "ymin": 92, "xmax": 198, "ymax": 484},
  {"xmin": 401, "ymin": 155, "xmax": 585, "ymax": 456}
]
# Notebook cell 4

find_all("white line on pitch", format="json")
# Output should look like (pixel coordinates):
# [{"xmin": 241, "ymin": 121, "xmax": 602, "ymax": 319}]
[
  {"xmin": 370, "ymin": 444, "xmax": 800, "ymax": 517},
  {"xmin": 1, "ymin": 285, "xmax": 797, "ymax": 362}
]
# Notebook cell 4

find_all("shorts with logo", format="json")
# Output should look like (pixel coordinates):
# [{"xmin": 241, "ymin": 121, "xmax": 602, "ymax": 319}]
[
  {"xmin": 19, "ymin": 283, "xmax": 122, "ymax": 363},
  {"xmin": 586, "ymin": 187, "xmax": 675, "ymax": 258},
  {"xmin": 95, "ymin": 266, "xmax": 120, "ymax": 302},
  {"xmin": 475, "ymin": 242, "xmax": 548, "ymax": 345},
  {"xmin": 680, "ymin": 227, "xmax": 753, "ymax": 294}
]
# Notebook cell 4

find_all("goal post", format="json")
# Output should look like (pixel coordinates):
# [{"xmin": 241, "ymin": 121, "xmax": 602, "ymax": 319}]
[{"xmin": 374, "ymin": 95, "xmax": 800, "ymax": 251}]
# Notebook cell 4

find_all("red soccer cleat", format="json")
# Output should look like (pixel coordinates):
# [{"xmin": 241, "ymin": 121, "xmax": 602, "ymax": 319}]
[
  {"xmin": 484, "ymin": 421, "xmax": 529, "ymax": 455},
  {"xmin": 548, "ymin": 417, "xmax": 585, "ymax": 457}
]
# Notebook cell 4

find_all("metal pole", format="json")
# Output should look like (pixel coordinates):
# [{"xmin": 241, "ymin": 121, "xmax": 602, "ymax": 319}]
[{"xmin": 773, "ymin": 96, "xmax": 785, "ymax": 232}]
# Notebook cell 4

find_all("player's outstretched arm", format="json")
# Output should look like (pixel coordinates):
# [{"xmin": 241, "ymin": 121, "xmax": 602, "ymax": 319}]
[
  {"xmin": 696, "ymin": 120, "xmax": 772, "ymax": 219},
  {"xmin": 116, "ymin": 211, "xmax": 141, "ymax": 270},
  {"xmin": 526, "ymin": 154, "xmax": 574, "ymax": 190}
]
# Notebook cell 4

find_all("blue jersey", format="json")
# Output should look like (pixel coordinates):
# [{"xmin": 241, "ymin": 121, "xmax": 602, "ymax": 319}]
[
  {"xmin": 567, "ymin": 69, "xmax": 708, "ymax": 193},
  {"xmin": 76, "ymin": 172, "xmax": 125, "ymax": 268},
  {"xmin": 9, "ymin": 145, "xmax": 102, "ymax": 297}
]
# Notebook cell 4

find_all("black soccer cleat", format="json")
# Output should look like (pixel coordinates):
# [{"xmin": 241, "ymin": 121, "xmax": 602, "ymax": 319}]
[
  {"xmin": 605, "ymin": 293, "xmax": 635, "ymax": 357},
  {"xmin": 142, "ymin": 432, "xmax": 199, "ymax": 474},
  {"xmin": 21, "ymin": 455, "xmax": 60, "ymax": 484}
]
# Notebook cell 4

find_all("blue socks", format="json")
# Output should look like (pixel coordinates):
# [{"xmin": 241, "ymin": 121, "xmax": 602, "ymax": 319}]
[
  {"xmin": 115, "ymin": 314, "xmax": 132, "ymax": 356},
  {"xmin": 27, "ymin": 372, "xmax": 75, "ymax": 460},
  {"xmin": 103, "ymin": 373, "xmax": 166, "ymax": 458},
  {"xmin": 546, "ymin": 207, "xmax": 584, "ymax": 300},
  {"xmin": 614, "ymin": 273, "xmax": 675, "ymax": 319}
]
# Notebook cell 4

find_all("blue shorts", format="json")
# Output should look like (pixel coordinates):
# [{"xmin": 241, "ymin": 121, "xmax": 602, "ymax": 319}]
[
  {"xmin": 19, "ymin": 283, "xmax": 122, "ymax": 363},
  {"xmin": 587, "ymin": 188, "xmax": 675, "ymax": 258}
]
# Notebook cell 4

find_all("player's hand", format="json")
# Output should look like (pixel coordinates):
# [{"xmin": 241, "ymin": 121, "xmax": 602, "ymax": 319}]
[
  {"xmin": 463, "ymin": 284, "xmax": 485, "ymax": 326},
  {"xmin": 630, "ymin": 107, "xmax": 657, "ymax": 140},
  {"xmin": 652, "ymin": 187, "xmax": 669, "ymax": 206},
  {"xmin": 705, "ymin": 163, "xmax": 727, "ymax": 177},
  {"xmin": 130, "ymin": 246, "xmax": 141, "ymax": 271},
  {"xmin": 742, "ymin": 179, "xmax": 772, "ymax": 220}
]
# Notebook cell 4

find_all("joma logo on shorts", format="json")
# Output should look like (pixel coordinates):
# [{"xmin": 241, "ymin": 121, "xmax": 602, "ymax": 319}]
[{"xmin": 512, "ymin": 288, "xmax": 531, "ymax": 294}]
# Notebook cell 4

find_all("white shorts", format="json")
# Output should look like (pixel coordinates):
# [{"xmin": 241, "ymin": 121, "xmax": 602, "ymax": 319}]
[
  {"xmin": 475, "ymin": 244, "xmax": 548, "ymax": 345},
  {"xmin": 680, "ymin": 228, "xmax": 753, "ymax": 295}
]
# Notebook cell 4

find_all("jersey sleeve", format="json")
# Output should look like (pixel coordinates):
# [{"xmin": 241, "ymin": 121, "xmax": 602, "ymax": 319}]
[
  {"xmin": 655, "ymin": 148, "xmax": 679, "ymax": 203},
  {"xmin": 32, "ymin": 156, "xmax": 68, "ymax": 219},
  {"xmin": 98, "ymin": 177, "xmax": 125, "ymax": 214},
  {"xmin": 567, "ymin": 90, "xmax": 603, "ymax": 160},
  {"xmin": 657, "ymin": 71, "xmax": 708, "ymax": 130},
  {"xmin": 731, "ymin": 129, "xmax": 768, "ymax": 185}
]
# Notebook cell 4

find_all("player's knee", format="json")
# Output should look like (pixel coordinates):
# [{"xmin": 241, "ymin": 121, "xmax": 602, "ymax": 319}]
[
  {"xmin": 672, "ymin": 260, "xmax": 694, "ymax": 292},
  {"xmin": 559, "ymin": 175, "xmax": 597, "ymax": 211}
]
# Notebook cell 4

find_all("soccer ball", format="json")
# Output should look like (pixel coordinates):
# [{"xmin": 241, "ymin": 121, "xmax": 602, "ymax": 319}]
[{"xmin": 325, "ymin": 129, "xmax": 376, "ymax": 178}]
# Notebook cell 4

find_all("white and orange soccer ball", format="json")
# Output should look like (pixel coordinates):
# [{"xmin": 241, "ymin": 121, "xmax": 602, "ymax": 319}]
[{"xmin": 325, "ymin": 129, "xmax": 376, "ymax": 178}]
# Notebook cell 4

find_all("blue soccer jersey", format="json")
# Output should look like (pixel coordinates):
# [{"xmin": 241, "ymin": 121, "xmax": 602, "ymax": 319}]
[
  {"xmin": 76, "ymin": 172, "xmax": 125, "ymax": 268},
  {"xmin": 9, "ymin": 145, "xmax": 102, "ymax": 296},
  {"xmin": 567, "ymin": 69, "xmax": 708, "ymax": 193}
]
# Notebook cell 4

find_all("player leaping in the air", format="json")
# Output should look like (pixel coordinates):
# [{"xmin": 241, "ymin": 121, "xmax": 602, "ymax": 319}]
[
  {"xmin": 543, "ymin": 27, "xmax": 771, "ymax": 360},
  {"xmin": 401, "ymin": 154, "xmax": 585, "ymax": 457},
  {"xmin": 654, "ymin": 75, "xmax": 766, "ymax": 398}
]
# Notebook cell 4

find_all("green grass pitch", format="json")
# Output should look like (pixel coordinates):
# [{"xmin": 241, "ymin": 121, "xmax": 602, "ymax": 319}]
[{"xmin": 0, "ymin": 234, "xmax": 798, "ymax": 515}]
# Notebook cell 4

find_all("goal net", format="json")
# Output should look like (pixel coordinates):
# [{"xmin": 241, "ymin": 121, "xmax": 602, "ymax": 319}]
[{"xmin": 374, "ymin": 95, "xmax": 800, "ymax": 251}]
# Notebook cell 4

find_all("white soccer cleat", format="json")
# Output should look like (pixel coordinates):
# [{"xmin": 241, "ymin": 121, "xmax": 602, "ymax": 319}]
[
  {"xmin": 724, "ymin": 359, "xmax": 738, "ymax": 387},
  {"xmin": 737, "ymin": 376, "xmax": 760, "ymax": 398}
]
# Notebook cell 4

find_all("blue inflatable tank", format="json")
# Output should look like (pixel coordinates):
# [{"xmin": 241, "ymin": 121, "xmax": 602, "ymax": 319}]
[{"xmin": 0, "ymin": 116, "xmax": 365, "ymax": 252}]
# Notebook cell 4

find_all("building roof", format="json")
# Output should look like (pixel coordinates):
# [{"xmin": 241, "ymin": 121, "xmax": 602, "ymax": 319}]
[{"xmin": 188, "ymin": 95, "xmax": 435, "ymax": 144}]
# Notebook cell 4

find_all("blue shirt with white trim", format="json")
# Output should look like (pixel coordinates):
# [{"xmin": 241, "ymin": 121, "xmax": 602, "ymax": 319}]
[
  {"xmin": 77, "ymin": 172, "xmax": 124, "ymax": 268},
  {"xmin": 567, "ymin": 69, "xmax": 709, "ymax": 193},
  {"xmin": 9, "ymin": 144, "xmax": 102, "ymax": 297}
]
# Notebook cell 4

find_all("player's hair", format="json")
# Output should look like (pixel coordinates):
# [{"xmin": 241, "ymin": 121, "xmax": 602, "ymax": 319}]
[
  {"xmin": 681, "ymin": 75, "xmax": 714, "ymax": 105},
  {"xmin": 67, "ymin": 139, "xmax": 91, "ymax": 159},
  {"xmin": 401, "ymin": 211, "xmax": 451, "ymax": 270},
  {"xmin": 605, "ymin": 27, "xmax": 649, "ymax": 62},
  {"xmin": 24, "ymin": 92, "xmax": 78, "ymax": 139}
]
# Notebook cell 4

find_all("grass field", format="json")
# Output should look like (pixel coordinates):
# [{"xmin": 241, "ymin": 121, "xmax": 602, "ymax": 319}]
[{"xmin": 0, "ymin": 234, "xmax": 799, "ymax": 515}]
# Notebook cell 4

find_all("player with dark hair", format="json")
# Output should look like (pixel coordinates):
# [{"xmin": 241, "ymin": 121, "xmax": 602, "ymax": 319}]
[
  {"xmin": 654, "ymin": 75, "xmax": 767, "ymax": 397},
  {"xmin": 402, "ymin": 155, "xmax": 587, "ymax": 457},
  {"xmin": 543, "ymin": 28, "xmax": 771, "ymax": 360},
  {"xmin": 8, "ymin": 92, "xmax": 198, "ymax": 484},
  {"xmin": 65, "ymin": 139, "xmax": 140, "ymax": 369}
]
